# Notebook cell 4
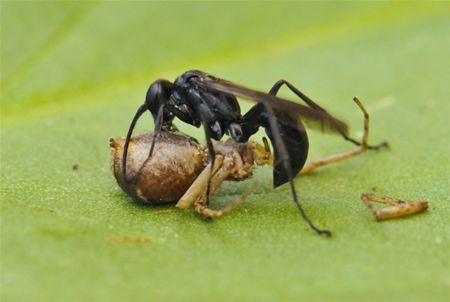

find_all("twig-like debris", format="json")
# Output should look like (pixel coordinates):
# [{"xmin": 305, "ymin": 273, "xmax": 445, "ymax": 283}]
[{"xmin": 361, "ymin": 193, "xmax": 428, "ymax": 220}]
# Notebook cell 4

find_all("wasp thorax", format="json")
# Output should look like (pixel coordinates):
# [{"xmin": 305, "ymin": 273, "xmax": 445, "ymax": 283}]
[{"xmin": 110, "ymin": 132, "xmax": 208, "ymax": 204}]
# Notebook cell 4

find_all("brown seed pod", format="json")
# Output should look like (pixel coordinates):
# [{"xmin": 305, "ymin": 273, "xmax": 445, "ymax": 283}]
[{"xmin": 110, "ymin": 132, "xmax": 208, "ymax": 204}]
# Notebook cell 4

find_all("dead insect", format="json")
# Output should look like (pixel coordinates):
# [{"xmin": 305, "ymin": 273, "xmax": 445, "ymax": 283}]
[
  {"xmin": 121, "ymin": 70, "xmax": 387, "ymax": 236},
  {"xmin": 361, "ymin": 193, "xmax": 429, "ymax": 220},
  {"xmin": 111, "ymin": 131, "xmax": 272, "ymax": 217}
]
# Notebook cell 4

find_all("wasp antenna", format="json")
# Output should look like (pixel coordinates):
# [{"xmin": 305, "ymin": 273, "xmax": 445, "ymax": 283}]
[{"xmin": 122, "ymin": 104, "xmax": 147, "ymax": 184}]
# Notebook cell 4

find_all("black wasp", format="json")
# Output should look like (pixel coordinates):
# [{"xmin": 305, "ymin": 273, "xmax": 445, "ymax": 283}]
[{"xmin": 122, "ymin": 70, "xmax": 383, "ymax": 236}]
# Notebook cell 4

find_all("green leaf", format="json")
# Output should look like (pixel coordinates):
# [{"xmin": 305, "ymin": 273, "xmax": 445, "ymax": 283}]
[{"xmin": 2, "ymin": 2, "xmax": 449, "ymax": 302}]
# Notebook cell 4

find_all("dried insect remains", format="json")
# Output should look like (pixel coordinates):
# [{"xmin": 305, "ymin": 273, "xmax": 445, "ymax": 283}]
[
  {"xmin": 361, "ymin": 193, "xmax": 429, "ymax": 220},
  {"xmin": 111, "ymin": 131, "xmax": 272, "ymax": 217}
]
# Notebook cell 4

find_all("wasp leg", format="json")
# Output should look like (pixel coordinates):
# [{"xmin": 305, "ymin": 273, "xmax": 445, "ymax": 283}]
[
  {"xmin": 300, "ymin": 97, "xmax": 377, "ymax": 174},
  {"xmin": 361, "ymin": 193, "xmax": 428, "ymax": 220},
  {"xmin": 269, "ymin": 80, "xmax": 388, "ymax": 150}
]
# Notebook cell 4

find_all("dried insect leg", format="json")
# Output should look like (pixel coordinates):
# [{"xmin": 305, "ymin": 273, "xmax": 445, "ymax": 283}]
[
  {"xmin": 300, "ymin": 97, "xmax": 388, "ymax": 174},
  {"xmin": 194, "ymin": 183, "xmax": 257, "ymax": 218},
  {"xmin": 193, "ymin": 155, "xmax": 258, "ymax": 218},
  {"xmin": 176, "ymin": 155, "xmax": 225, "ymax": 210},
  {"xmin": 361, "ymin": 193, "xmax": 428, "ymax": 220},
  {"xmin": 176, "ymin": 154, "xmax": 240, "ymax": 218},
  {"xmin": 177, "ymin": 139, "xmax": 270, "ymax": 218},
  {"xmin": 192, "ymin": 139, "xmax": 271, "ymax": 217}
]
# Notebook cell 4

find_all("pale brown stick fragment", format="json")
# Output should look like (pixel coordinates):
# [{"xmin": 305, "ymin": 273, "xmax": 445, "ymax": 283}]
[
  {"xmin": 152, "ymin": 209, "xmax": 179, "ymax": 216},
  {"xmin": 361, "ymin": 193, "xmax": 429, "ymax": 220},
  {"xmin": 107, "ymin": 236, "xmax": 152, "ymax": 244}
]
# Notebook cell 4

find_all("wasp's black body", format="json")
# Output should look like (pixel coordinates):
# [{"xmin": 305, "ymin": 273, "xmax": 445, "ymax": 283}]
[{"xmin": 123, "ymin": 70, "xmax": 369, "ymax": 236}]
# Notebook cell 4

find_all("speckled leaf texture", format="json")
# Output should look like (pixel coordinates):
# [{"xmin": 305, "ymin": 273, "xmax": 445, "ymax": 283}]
[{"xmin": 1, "ymin": 2, "xmax": 449, "ymax": 302}]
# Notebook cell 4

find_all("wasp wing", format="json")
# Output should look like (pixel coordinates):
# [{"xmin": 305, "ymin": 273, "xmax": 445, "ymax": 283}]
[{"xmin": 198, "ymin": 77, "xmax": 349, "ymax": 136}]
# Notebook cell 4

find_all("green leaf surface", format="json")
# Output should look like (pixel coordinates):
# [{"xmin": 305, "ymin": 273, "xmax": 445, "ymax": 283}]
[{"xmin": 1, "ymin": 2, "xmax": 449, "ymax": 302}]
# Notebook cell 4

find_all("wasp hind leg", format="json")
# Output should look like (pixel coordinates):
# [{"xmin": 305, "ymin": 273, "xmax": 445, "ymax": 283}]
[{"xmin": 269, "ymin": 80, "xmax": 388, "ymax": 150}]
